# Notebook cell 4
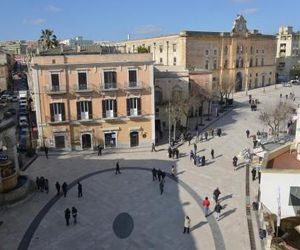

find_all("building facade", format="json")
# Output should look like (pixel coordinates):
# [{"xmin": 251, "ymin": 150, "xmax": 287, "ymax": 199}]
[
  {"xmin": 31, "ymin": 50, "xmax": 155, "ymax": 150},
  {"xmin": 276, "ymin": 26, "xmax": 300, "ymax": 81},
  {"xmin": 0, "ymin": 50, "xmax": 14, "ymax": 91},
  {"xmin": 123, "ymin": 15, "xmax": 277, "ymax": 92}
]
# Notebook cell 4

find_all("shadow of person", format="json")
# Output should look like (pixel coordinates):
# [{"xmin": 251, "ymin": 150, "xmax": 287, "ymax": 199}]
[
  {"xmin": 190, "ymin": 221, "xmax": 208, "ymax": 232},
  {"xmin": 218, "ymin": 194, "xmax": 233, "ymax": 202},
  {"xmin": 218, "ymin": 208, "xmax": 237, "ymax": 221},
  {"xmin": 214, "ymin": 154, "xmax": 223, "ymax": 159},
  {"xmin": 177, "ymin": 171, "xmax": 185, "ymax": 175}
]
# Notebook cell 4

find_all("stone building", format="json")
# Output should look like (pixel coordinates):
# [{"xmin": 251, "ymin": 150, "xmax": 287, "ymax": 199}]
[
  {"xmin": 0, "ymin": 50, "xmax": 14, "ymax": 92},
  {"xmin": 276, "ymin": 26, "xmax": 300, "ymax": 82},
  {"xmin": 123, "ymin": 15, "xmax": 277, "ymax": 92},
  {"xmin": 31, "ymin": 47, "xmax": 155, "ymax": 150}
]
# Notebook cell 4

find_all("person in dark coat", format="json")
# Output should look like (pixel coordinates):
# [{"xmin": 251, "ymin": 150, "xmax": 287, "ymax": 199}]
[
  {"xmin": 201, "ymin": 155, "xmax": 206, "ymax": 166},
  {"xmin": 55, "ymin": 181, "xmax": 61, "ymax": 195},
  {"xmin": 36, "ymin": 177, "xmax": 40, "ymax": 191},
  {"xmin": 65, "ymin": 208, "xmax": 71, "ymax": 226},
  {"xmin": 214, "ymin": 202, "xmax": 223, "ymax": 221},
  {"xmin": 233, "ymin": 156, "xmax": 238, "ymax": 170},
  {"xmin": 44, "ymin": 146, "xmax": 49, "ymax": 159},
  {"xmin": 157, "ymin": 169, "xmax": 162, "ymax": 182},
  {"xmin": 159, "ymin": 180, "xmax": 164, "ymax": 195},
  {"xmin": 168, "ymin": 147, "xmax": 172, "ymax": 158},
  {"xmin": 204, "ymin": 131, "xmax": 208, "ymax": 141},
  {"xmin": 251, "ymin": 168, "xmax": 256, "ymax": 181},
  {"xmin": 213, "ymin": 188, "xmax": 221, "ymax": 202},
  {"xmin": 62, "ymin": 182, "xmax": 68, "ymax": 197},
  {"xmin": 246, "ymin": 129, "xmax": 250, "ymax": 138},
  {"xmin": 190, "ymin": 150, "xmax": 194, "ymax": 161},
  {"xmin": 175, "ymin": 148, "xmax": 179, "ymax": 159},
  {"xmin": 217, "ymin": 128, "xmax": 222, "ymax": 137},
  {"xmin": 115, "ymin": 161, "xmax": 121, "ymax": 174},
  {"xmin": 40, "ymin": 176, "xmax": 45, "ymax": 192},
  {"xmin": 211, "ymin": 149, "xmax": 215, "ymax": 159},
  {"xmin": 193, "ymin": 143, "xmax": 197, "ymax": 155},
  {"xmin": 152, "ymin": 168, "xmax": 157, "ymax": 181},
  {"xmin": 78, "ymin": 182, "xmax": 83, "ymax": 197},
  {"xmin": 44, "ymin": 179, "xmax": 49, "ymax": 193},
  {"xmin": 151, "ymin": 143, "xmax": 157, "ymax": 152},
  {"xmin": 258, "ymin": 170, "xmax": 261, "ymax": 183},
  {"xmin": 72, "ymin": 207, "xmax": 78, "ymax": 224},
  {"xmin": 161, "ymin": 171, "xmax": 166, "ymax": 181},
  {"xmin": 97, "ymin": 144, "xmax": 103, "ymax": 156}
]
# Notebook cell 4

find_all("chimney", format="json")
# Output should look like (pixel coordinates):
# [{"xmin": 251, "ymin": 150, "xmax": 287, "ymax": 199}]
[{"xmin": 76, "ymin": 45, "xmax": 81, "ymax": 53}]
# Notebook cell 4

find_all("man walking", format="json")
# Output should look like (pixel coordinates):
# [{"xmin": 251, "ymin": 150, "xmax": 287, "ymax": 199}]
[
  {"xmin": 55, "ymin": 181, "xmax": 61, "ymax": 195},
  {"xmin": 157, "ymin": 169, "xmax": 162, "ymax": 182},
  {"xmin": 204, "ymin": 131, "xmax": 208, "ymax": 141},
  {"xmin": 152, "ymin": 168, "xmax": 157, "ymax": 181},
  {"xmin": 36, "ymin": 177, "xmax": 40, "ymax": 191},
  {"xmin": 161, "ymin": 171, "xmax": 166, "ymax": 182},
  {"xmin": 246, "ymin": 129, "xmax": 250, "ymax": 138},
  {"xmin": 183, "ymin": 216, "xmax": 191, "ymax": 234},
  {"xmin": 115, "ymin": 161, "xmax": 121, "ymax": 174},
  {"xmin": 251, "ymin": 168, "xmax": 256, "ymax": 181},
  {"xmin": 78, "ymin": 182, "xmax": 83, "ymax": 197},
  {"xmin": 202, "ymin": 197, "xmax": 210, "ymax": 217},
  {"xmin": 62, "ymin": 182, "xmax": 68, "ymax": 198},
  {"xmin": 45, "ymin": 179, "xmax": 49, "ymax": 193},
  {"xmin": 97, "ymin": 144, "xmax": 103, "ymax": 156},
  {"xmin": 213, "ymin": 188, "xmax": 221, "ymax": 203},
  {"xmin": 233, "ymin": 156, "xmax": 238, "ymax": 170},
  {"xmin": 214, "ymin": 202, "xmax": 223, "ymax": 221},
  {"xmin": 151, "ymin": 143, "xmax": 157, "ymax": 152},
  {"xmin": 72, "ymin": 207, "xmax": 78, "ymax": 224},
  {"xmin": 211, "ymin": 149, "xmax": 215, "ymax": 159},
  {"xmin": 44, "ymin": 146, "xmax": 49, "ymax": 159},
  {"xmin": 64, "ymin": 208, "xmax": 71, "ymax": 226},
  {"xmin": 159, "ymin": 180, "xmax": 164, "ymax": 195},
  {"xmin": 193, "ymin": 143, "xmax": 197, "ymax": 155}
]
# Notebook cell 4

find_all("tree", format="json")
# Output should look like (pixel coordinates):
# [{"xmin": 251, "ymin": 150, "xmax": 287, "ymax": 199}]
[
  {"xmin": 39, "ymin": 29, "xmax": 59, "ymax": 50},
  {"xmin": 137, "ymin": 46, "xmax": 149, "ymax": 53},
  {"xmin": 259, "ymin": 101, "xmax": 294, "ymax": 137},
  {"xmin": 217, "ymin": 80, "xmax": 235, "ymax": 104}
]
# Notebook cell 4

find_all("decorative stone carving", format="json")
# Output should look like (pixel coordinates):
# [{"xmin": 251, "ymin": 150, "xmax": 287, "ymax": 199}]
[{"xmin": 232, "ymin": 15, "xmax": 248, "ymax": 34}]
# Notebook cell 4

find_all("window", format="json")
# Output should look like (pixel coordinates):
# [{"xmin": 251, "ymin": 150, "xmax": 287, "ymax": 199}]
[
  {"xmin": 173, "ymin": 57, "xmax": 177, "ymax": 66},
  {"xmin": 255, "ymin": 58, "xmax": 258, "ymax": 66},
  {"xmin": 159, "ymin": 45, "xmax": 163, "ymax": 53},
  {"xmin": 50, "ymin": 103, "xmax": 65, "ymax": 122},
  {"xmin": 236, "ymin": 46, "xmax": 239, "ymax": 54},
  {"xmin": 205, "ymin": 50, "xmax": 209, "ymax": 56},
  {"xmin": 236, "ymin": 59, "xmax": 239, "ymax": 68},
  {"xmin": 240, "ymin": 58, "xmax": 243, "ymax": 68},
  {"xmin": 102, "ymin": 99, "xmax": 117, "ymax": 118},
  {"xmin": 224, "ymin": 46, "xmax": 228, "ymax": 55},
  {"xmin": 256, "ymin": 49, "xmax": 259, "ymax": 54},
  {"xmin": 256, "ymin": 73, "xmax": 258, "ymax": 77},
  {"xmin": 289, "ymin": 187, "xmax": 300, "ymax": 206},
  {"xmin": 52, "ymin": 59, "xmax": 56, "ymax": 64},
  {"xmin": 128, "ymin": 69, "xmax": 137, "ymax": 87},
  {"xmin": 269, "ymin": 72, "xmax": 272, "ymax": 75},
  {"xmin": 104, "ymin": 71, "xmax": 117, "ymax": 89},
  {"xmin": 78, "ymin": 72, "xmax": 87, "ymax": 90},
  {"xmin": 205, "ymin": 60, "xmax": 209, "ymax": 70},
  {"xmin": 224, "ymin": 59, "xmax": 228, "ymax": 69},
  {"xmin": 155, "ymin": 90, "xmax": 163, "ymax": 104},
  {"xmin": 250, "ymin": 46, "xmax": 254, "ymax": 55},
  {"xmin": 249, "ymin": 58, "xmax": 253, "ymax": 67},
  {"xmin": 173, "ymin": 44, "xmax": 177, "ymax": 52},
  {"xmin": 51, "ymin": 73, "xmax": 59, "ymax": 91},
  {"xmin": 127, "ymin": 98, "xmax": 141, "ymax": 116},
  {"xmin": 262, "ymin": 49, "xmax": 264, "ymax": 54},
  {"xmin": 261, "ymin": 58, "xmax": 264, "ymax": 66},
  {"xmin": 213, "ymin": 60, "xmax": 217, "ymax": 69},
  {"xmin": 160, "ymin": 58, "xmax": 163, "ymax": 63},
  {"xmin": 240, "ymin": 45, "xmax": 243, "ymax": 54},
  {"xmin": 214, "ymin": 49, "xmax": 217, "ymax": 55},
  {"xmin": 77, "ymin": 101, "xmax": 92, "ymax": 120}
]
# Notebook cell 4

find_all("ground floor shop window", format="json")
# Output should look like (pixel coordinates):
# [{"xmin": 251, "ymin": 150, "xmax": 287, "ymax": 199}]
[
  {"xmin": 105, "ymin": 132, "xmax": 116, "ymax": 148},
  {"xmin": 81, "ymin": 133, "xmax": 92, "ymax": 149},
  {"xmin": 54, "ymin": 135, "xmax": 65, "ymax": 148}
]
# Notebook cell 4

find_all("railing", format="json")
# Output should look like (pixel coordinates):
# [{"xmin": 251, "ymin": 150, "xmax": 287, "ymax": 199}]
[
  {"xmin": 45, "ymin": 84, "xmax": 67, "ymax": 94},
  {"xmin": 100, "ymin": 82, "xmax": 118, "ymax": 91},
  {"xmin": 73, "ymin": 84, "xmax": 94, "ymax": 92},
  {"xmin": 124, "ymin": 81, "xmax": 144, "ymax": 90}
]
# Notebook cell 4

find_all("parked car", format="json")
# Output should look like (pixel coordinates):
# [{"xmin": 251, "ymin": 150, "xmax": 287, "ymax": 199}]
[
  {"xmin": 7, "ymin": 108, "xmax": 16, "ymax": 115},
  {"xmin": 290, "ymin": 79, "xmax": 300, "ymax": 85},
  {"xmin": 0, "ymin": 101, "xmax": 7, "ymax": 108},
  {"xmin": 19, "ymin": 115, "xmax": 29, "ymax": 127},
  {"xmin": 19, "ymin": 107, "xmax": 28, "ymax": 115},
  {"xmin": 283, "ymin": 82, "xmax": 292, "ymax": 87},
  {"xmin": 20, "ymin": 127, "xmax": 29, "ymax": 136},
  {"xmin": 19, "ymin": 99, "xmax": 27, "ymax": 106},
  {"xmin": 0, "ymin": 94, "xmax": 9, "ymax": 101},
  {"xmin": 11, "ymin": 96, "xmax": 18, "ymax": 102}
]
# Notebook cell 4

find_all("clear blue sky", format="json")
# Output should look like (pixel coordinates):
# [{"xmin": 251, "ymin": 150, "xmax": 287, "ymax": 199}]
[{"xmin": 1, "ymin": 0, "xmax": 299, "ymax": 41}]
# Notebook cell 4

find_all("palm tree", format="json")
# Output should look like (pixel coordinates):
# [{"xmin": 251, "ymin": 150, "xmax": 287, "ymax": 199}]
[{"xmin": 39, "ymin": 29, "xmax": 58, "ymax": 50}]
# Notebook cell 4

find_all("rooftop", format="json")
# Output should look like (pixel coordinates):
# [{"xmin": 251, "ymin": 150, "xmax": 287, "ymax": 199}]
[{"xmin": 267, "ymin": 151, "xmax": 300, "ymax": 170}]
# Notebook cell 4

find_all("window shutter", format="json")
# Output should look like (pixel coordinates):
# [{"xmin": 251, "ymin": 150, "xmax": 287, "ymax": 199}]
[
  {"xmin": 127, "ymin": 98, "xmax": 130, "ymax": 116},
  {"xmin": 137, "ymin": 98, "xmax": 141, "ymax": 115},
  {"xmin": 76, "ymin": 102, "xmax": 81, "ymax": 120},
  {"xmin": 102, "ymin": 100, "xmax": 106, "ymax": 118},
  {"xmin": 88, "ymin": 101, "xmax": 93, "ymax": 119},
  {"xmin": 61, "ymin": 103, "xmax": 66, "ymax": 121},
  {"xmin": 50, "ymin": 103, "xmax": 54, "ymax": 122},
  {"xmin": 114, "ymin": 99, "xmax": 118, "ymax": 117}
]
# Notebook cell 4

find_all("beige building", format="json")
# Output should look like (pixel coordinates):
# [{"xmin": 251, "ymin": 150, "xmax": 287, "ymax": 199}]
[
  {"xmin": 31, "ymin": 47, "xmax": 155, "ymax": 150},
  {"xmin": 0, "ymin": 50, "xmax": 14, "ymax": 92},
  {"xmin": 123, "ymin": 15, "xmax": 277, "ymax": 92}
]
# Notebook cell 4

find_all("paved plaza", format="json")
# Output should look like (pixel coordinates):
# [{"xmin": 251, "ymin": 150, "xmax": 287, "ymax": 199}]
[{"xmin": 1, "ymin": 84, "xmax": 299, "ymax": 250}]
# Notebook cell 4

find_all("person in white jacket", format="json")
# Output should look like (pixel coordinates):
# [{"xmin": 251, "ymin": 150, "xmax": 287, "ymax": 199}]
[{"xmin": 183, "ymin": 216, "xmax": 191, "ymax": 234}]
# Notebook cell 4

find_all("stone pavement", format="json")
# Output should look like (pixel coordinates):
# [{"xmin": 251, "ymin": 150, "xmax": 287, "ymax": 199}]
[{"xmin": 0, "ymin": 84, "xmax": 298, "ymax": 250}]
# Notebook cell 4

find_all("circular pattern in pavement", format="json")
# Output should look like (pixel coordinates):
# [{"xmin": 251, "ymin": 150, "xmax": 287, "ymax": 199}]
[{"xmin": 113, "ymin": 212, "xmax": 134, "ymax": 239}]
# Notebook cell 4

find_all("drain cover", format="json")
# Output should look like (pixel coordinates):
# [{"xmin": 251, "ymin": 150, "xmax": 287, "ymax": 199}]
[{"xmin": 113, "ymin": 212, "xmax": 134, "ymax": 239}]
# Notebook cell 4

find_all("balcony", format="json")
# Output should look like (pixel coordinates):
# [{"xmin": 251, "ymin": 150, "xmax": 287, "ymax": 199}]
[
  {"xmin": 45, "ymin": 84, "xmax": 67, "ymax": 95},
  {"xmin": 73, "ymin": 84, "xmax": 94, "ymax": 93},
  {"xmin": 123, "ymin": 81, "xmax": 144, "ymax": 90},
  {"xmin": 47, "ymin": 115, "xmax": 68, "ymax": 125},
  {"xmin": 100, "ymin": 82, "xmax": 118, "ymax": 92}
]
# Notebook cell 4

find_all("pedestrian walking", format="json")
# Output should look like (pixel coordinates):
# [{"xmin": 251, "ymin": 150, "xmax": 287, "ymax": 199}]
[
  {"xmin": 157, "ymin": 169, "xmax": 162, "ymax": 182},
  {"xmin": 72, "ymin": 207, "xmax": 78, "ymax": 224},
  {"xmin": 194, "ymin": 156, "xmax": 197, "ymax": 166},
  {"xmin": 246, "ymin": 129, "xmax": 250, "ymax": 138},
  {"xmin": 115, "ymin": 161, "xmax": 121, "ymax": 174},
  {"xmin": 201, "ymin": 155, "xmax": 206, "ymax": 166},
  {"xmin": 36, "ymin": 177, "xmax": 40, "ymax": 191},
  {"xmin": 190, "ymin": 150, "xmax": 194, "ymax": 161},
  {"xmin": 183, "ymin": 216, "xmax": 191, "ymax": 234},
  {"xmin": 217, "ymin": 128, "xmax": 222, "ymax": 137},
  {"xmin": 152, "ymin": 168, "xmax": 157, "ymax": 181},
  {"xmin": 233, "ymin": 156, "xmax": 238, "ymax": 170},
  {"xmin": 211, "ymin": 149, "xmax": 215, "ymax": 159},
  {"xmin": 62, "ymin": 182, "xmax": 68, "ymax": 198},
  {"xmin": 159, "ymin": 180, "xmax": 164, "ymax": 195},
  {"xmin": 162, "ymin": 171, "xmax": 166, "ymax": 182},
  {"xmin": 40, "ymin": 176, "xmax": 45, "ymax": 192},
  {"xmin": 78, "ymin": 182, "xmax": 83, "ymax": 197},
  {"xmin": 55, "ymin": 181, "xmax": 61, "ymax": 195},
  {"xmin": 188, "ymin": 134, "xmax": 192, "ymax": 146},
  {"xmin": 213, "ymin": 188, "xmax": 221, "ymax": 203},
  {"xmin": 205, "ymin": 131, "xmax": 208, "ymax": 141},
  {"xmin": 44, "ymin": 179, "xmax": 49, "ymax": 193},
  {"xmin": 97, "ymin": 144, "xmax": 103, "ymax": 156},
  {"xmin": 175, "ymin": 148, "xmax": 179, "ymax": 159},
  {"xmin": 193, "ymin": 143, "xmax": 197, "ymax": 155},
  {"xmin": 151, "ymin": 143, "xmax": 157, "ymax": 152},
  {"xmin": 210, "ymin": 128, "xmax": 214, "ymax": 137},
  {"xmin": 44, "ymin": 146, "xmax": 49, "ymax": 159},
  {"xmin": 214, "ymin": 202, "xmax": 223, "ymax": 221},
  {"xmin": 202, "ymin": 197, "xmax": 210, "ymax": 217},
  {"xmin": 280, "ymin": 93, "xmax": 282, "ymax": 98},
  {"xmin": 64, "ymin": 208, "xmax": 71, "ymax": 226},
  {"xmin": 251, "ymin": 168, "xmax": 256, "ymax": 181},
  {"xmin": 168, "ymin": 147, "xmax": 172, "ymax": 158},
  {"xmin": 171, "ymin": 165, "xmax": 176, "ymax": 177},
  {"xmin": 286, "ymin": 94, "xmax": 288, "ymax": 100},
  {"xmin": 258, "ymin": 170, "xmax": 261, "ymax": 183}
]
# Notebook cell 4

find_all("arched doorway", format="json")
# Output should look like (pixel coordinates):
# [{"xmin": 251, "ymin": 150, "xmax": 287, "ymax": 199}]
[
  {"xmin": 81, "ymin": 133, "xmax": 92, "ymax": 149},
  {"xmin": 130, "ymin": 131, "xmax": 139, "ymax": 147},
  {"xmin": 235, "ymin": 72, "xmax": 243, "ymax": 92}
]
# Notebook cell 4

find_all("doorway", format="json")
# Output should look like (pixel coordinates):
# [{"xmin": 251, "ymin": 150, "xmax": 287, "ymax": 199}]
[
  {"xmin": 81, "ymin": 133, "xmax": 92, "ymax": 149},
  {"xmin": 130, "ymin": 131, "xmax": 139, "ymax": 147},
  {"xmin": 235, "ymin": 72, "xmax": 243, "ymax": 92},
  {"xmin": 54, "ymin": 135, "xmax": 65, "ymax": 148},
  {"xmin": 104, "ymin": 132, "xmax": 116, "ymax": 148}
]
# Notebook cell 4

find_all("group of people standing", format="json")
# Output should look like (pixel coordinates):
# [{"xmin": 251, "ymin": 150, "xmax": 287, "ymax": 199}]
[
  {"xmin": 35, "ymin": 176, "xmax": 49, "ymax": 193},
  {"xmin": 152, "ymin": 168, "xmax": 167, "ymax": 195},
  {"xmin": 196, "ymin": 127, "xmax": 222, "ymax": 143},
  {"xmin": 64, "ymin": 207, "xmax": 78, "ymax": 226}
]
